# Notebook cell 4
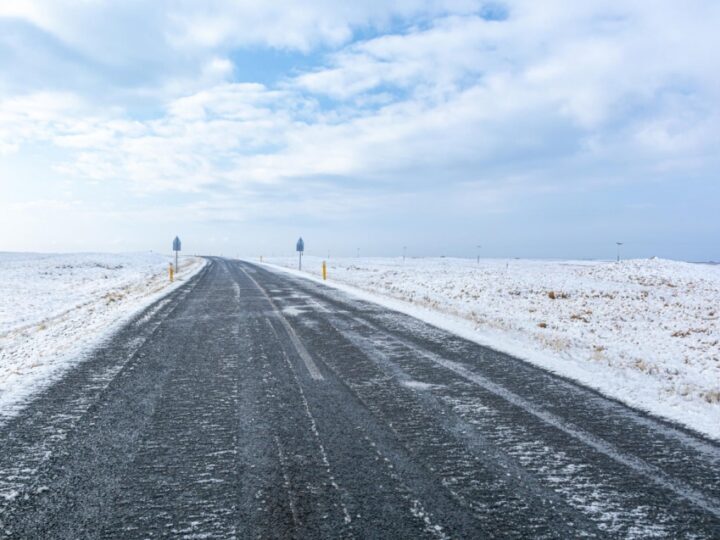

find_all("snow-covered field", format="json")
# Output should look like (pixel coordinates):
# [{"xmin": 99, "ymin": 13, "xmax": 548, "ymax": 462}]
[
  {"xmin": 261, "ymin": 256, "xmax": 720, "ymax": 439},
  {"xmin": 0, "ymin": 252, "xmax": 205, "ymax": 417}
]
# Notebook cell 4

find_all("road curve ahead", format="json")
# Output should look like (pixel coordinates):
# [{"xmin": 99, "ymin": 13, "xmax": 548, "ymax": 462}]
[{"xmin": 1, "ymin": 258, "xmax": 719, "ymax": 538}]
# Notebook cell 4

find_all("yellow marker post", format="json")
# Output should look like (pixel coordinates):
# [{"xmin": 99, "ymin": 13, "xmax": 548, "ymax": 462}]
[
  {"xmin": 169, "ymin": 263, "xmax": 174, "ymax": 282},
  {"xmin": 322, "ymin": 260, "xmax": 327, "ymax": 281}
]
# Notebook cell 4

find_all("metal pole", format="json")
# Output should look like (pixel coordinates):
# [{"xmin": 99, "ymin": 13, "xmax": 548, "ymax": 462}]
[
  {"xmin": 175, "ymin": 251, "xmax": 178, "ymax": 272},
  {"xmin": 476, "ymin": 245, "xmax": 481, "ymax": 264}
]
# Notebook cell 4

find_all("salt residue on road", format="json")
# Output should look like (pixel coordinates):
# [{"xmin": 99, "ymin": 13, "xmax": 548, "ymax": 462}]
[
  {"xmin": 261, "ymin": 256, "xmax": 720, "ymax": 439},
  {"xmin": 0, "ymin": 252, "xmax": 205, "ymax": 416}
]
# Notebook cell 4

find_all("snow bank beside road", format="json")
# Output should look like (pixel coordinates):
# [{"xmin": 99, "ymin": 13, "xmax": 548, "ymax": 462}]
[
  {"xmin": 0, "ymin": 252, "xmax": 205, "ymax": 417},
  {"xmin": 261, "ymin": 256, "xmax": 720, "ymax": 439}
]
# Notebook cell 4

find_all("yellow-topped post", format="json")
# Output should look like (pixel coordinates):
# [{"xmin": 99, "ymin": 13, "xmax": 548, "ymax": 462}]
[
  {"xmin": 322, "ymin": 260, "xmax": 327, "ymax": 281},
  {"xmin": 169, "ymin": 263, "xmax": 174, "ymax": 282}
]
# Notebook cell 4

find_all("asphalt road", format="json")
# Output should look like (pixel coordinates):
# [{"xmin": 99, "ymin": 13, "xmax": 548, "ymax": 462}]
[{"xmin": 1, "ymin": 257, "xmax": 719, "ymax": 538}]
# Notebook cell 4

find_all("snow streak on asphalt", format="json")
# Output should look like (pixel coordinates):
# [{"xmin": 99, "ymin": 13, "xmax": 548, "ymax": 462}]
[{"xmin": 0, "ymin": 258, "xmax": 718, "ymax": 538}]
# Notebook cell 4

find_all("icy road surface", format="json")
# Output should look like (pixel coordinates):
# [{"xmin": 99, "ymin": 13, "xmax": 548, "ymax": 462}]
[{"xmin": 0, "ymin": 258, "xmax": 718, "ymax": 538}]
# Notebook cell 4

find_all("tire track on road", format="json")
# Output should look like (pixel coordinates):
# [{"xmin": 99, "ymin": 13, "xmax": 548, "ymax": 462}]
[{"xmin": 249, "ymin": 261, "xmax": 720, "ymax": 538}]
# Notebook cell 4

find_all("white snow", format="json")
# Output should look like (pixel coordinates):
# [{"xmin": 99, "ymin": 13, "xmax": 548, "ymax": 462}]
[
  {"xmin": 0, "ymin": 252, "xmax": 205, "ymax": 417},
  {"xmin": 259, "ymin": 256, "xmax": 720, "ymax": 439}
]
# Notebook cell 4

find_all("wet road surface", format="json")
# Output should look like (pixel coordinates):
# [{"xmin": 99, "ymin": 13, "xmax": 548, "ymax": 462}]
[{"xmin": 1, "ymin": 258, "xmax": 719, "ymax": 538}]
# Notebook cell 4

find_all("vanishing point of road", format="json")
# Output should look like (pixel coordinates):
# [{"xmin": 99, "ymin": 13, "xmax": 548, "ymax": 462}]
[{"xmin": 1, "ymin": 258, "xmax": 719, "ymax": 538}]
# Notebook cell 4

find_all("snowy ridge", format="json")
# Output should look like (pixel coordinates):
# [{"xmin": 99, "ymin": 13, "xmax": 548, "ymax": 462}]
[
  {"xmin": 258, "ymin": 256, "xmax": 720, "ymax": 440},
  {"xmin": 0, "ymin": 252, "xmax": 205, "ymax": 417}
]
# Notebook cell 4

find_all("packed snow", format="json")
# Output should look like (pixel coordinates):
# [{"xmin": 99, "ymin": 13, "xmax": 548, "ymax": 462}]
[
  {"xmin": 0, "ymin": 252, "xmax": 205, "ymax": 417},
  {"xmin": 260, "ymin": 256, "xmax": 720, "ymax": 439}
]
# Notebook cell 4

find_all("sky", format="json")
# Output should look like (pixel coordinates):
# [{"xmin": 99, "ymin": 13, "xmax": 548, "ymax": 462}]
[{"xmin": 0, "ymin": 1, "xmax": 718, "ymax": 261}]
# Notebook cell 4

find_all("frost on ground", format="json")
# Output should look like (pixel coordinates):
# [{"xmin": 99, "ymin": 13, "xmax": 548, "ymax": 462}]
[
  {"xmin": 261, "ymin": 256, "xmax": 720, "ymax": 439},
  {"xmin": 0, "ymin": 252, "xmax": 205, "ymax": 417}
]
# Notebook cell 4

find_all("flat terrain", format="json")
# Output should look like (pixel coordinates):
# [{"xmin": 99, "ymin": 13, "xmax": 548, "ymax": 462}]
[
  {"xmin": 0, "ymin": 252, "xmax": 204, "ymax": 414},
  {"xmin": 265, "ymin": 255, "xmax": 720, "ymax": 438},
  {"xmin": 1, "ymin": 258, "xmax": 719, "ymax": 538}
]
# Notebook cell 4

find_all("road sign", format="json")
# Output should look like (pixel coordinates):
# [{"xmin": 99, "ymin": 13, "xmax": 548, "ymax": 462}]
[
  {"xmin": 296, "ymin": 237, "xmax": 304, "ymax": 271},
  {"xmin": 173, "ymin": 236, "xmax": 181, "ymax": 272}
]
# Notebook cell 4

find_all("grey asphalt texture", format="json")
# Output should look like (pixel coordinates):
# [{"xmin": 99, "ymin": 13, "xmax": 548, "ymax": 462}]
[{"xmin": 0, "ymin": 257, "xmax": 719, "ymax": 538}]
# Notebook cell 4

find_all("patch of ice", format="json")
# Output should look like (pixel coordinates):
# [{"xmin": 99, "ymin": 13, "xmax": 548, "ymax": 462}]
[{"xmin": 401, "ymin": 380, "xmax": 440, "ymax": 391}]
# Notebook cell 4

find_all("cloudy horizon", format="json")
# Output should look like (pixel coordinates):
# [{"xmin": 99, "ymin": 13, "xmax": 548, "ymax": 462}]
[{"xmin": 1, "ymin": 1, "xmax": 718, "ymax": 261}]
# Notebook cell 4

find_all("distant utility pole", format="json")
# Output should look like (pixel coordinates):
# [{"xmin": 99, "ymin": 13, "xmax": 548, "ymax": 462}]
[
  {"xmin": 357, "ymin": 247, "xmax": 360, "ymax": 258},
  {"xmin": 403, "ymin": 246, "xmax": 407, "ymax": 262},
  {"xmin": 476, "ymin": 244, "xmax": 482, "ymax": 264},
  {"xmin": 616, "ymin": 242, "xmax": 624, "ymax": 262}
]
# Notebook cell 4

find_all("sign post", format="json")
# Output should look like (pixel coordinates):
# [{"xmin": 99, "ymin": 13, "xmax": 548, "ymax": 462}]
[
  {"xmin": 173, "ymin": 236, "xmax": 182, "ymax": 272},
  {"xmin": 296, "ymin": 237, "xmax": 304, "ymax": 271}
]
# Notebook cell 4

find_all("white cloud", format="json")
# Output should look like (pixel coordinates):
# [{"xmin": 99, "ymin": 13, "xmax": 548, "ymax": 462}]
[
  {"xmin": 294, "ymin": 1, "xmax": 720, "ymax": 130},
  {"xmin": 0, "ymin": 1, "xmax": 481, "ymax": 64},
  {"xmin": 0, "ymin": 92, "xmax": 91, "ymax": 152},
  {"xmin": 1, "ymin": 1, "xmax": 719, "ymax": 256},
  {"xmin": 164, "ymin": 0, "xmax": 481, "ymax": 51}
]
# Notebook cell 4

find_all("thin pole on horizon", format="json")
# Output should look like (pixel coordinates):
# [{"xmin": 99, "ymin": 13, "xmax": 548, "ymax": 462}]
[
  {"xmin": 476, "ymin": 245, "xmax": 482, "ymax": 264},
  {"xmin": 403, "ymin": 246, "xmax": 407, "ymax": 262},
  {"xmin": 616, "ymin": 242, "xmax": 624, "ymax": 262},
  {"xmin": 357, "ymin": 248, "xmax": 360, "ymax": 258}
]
